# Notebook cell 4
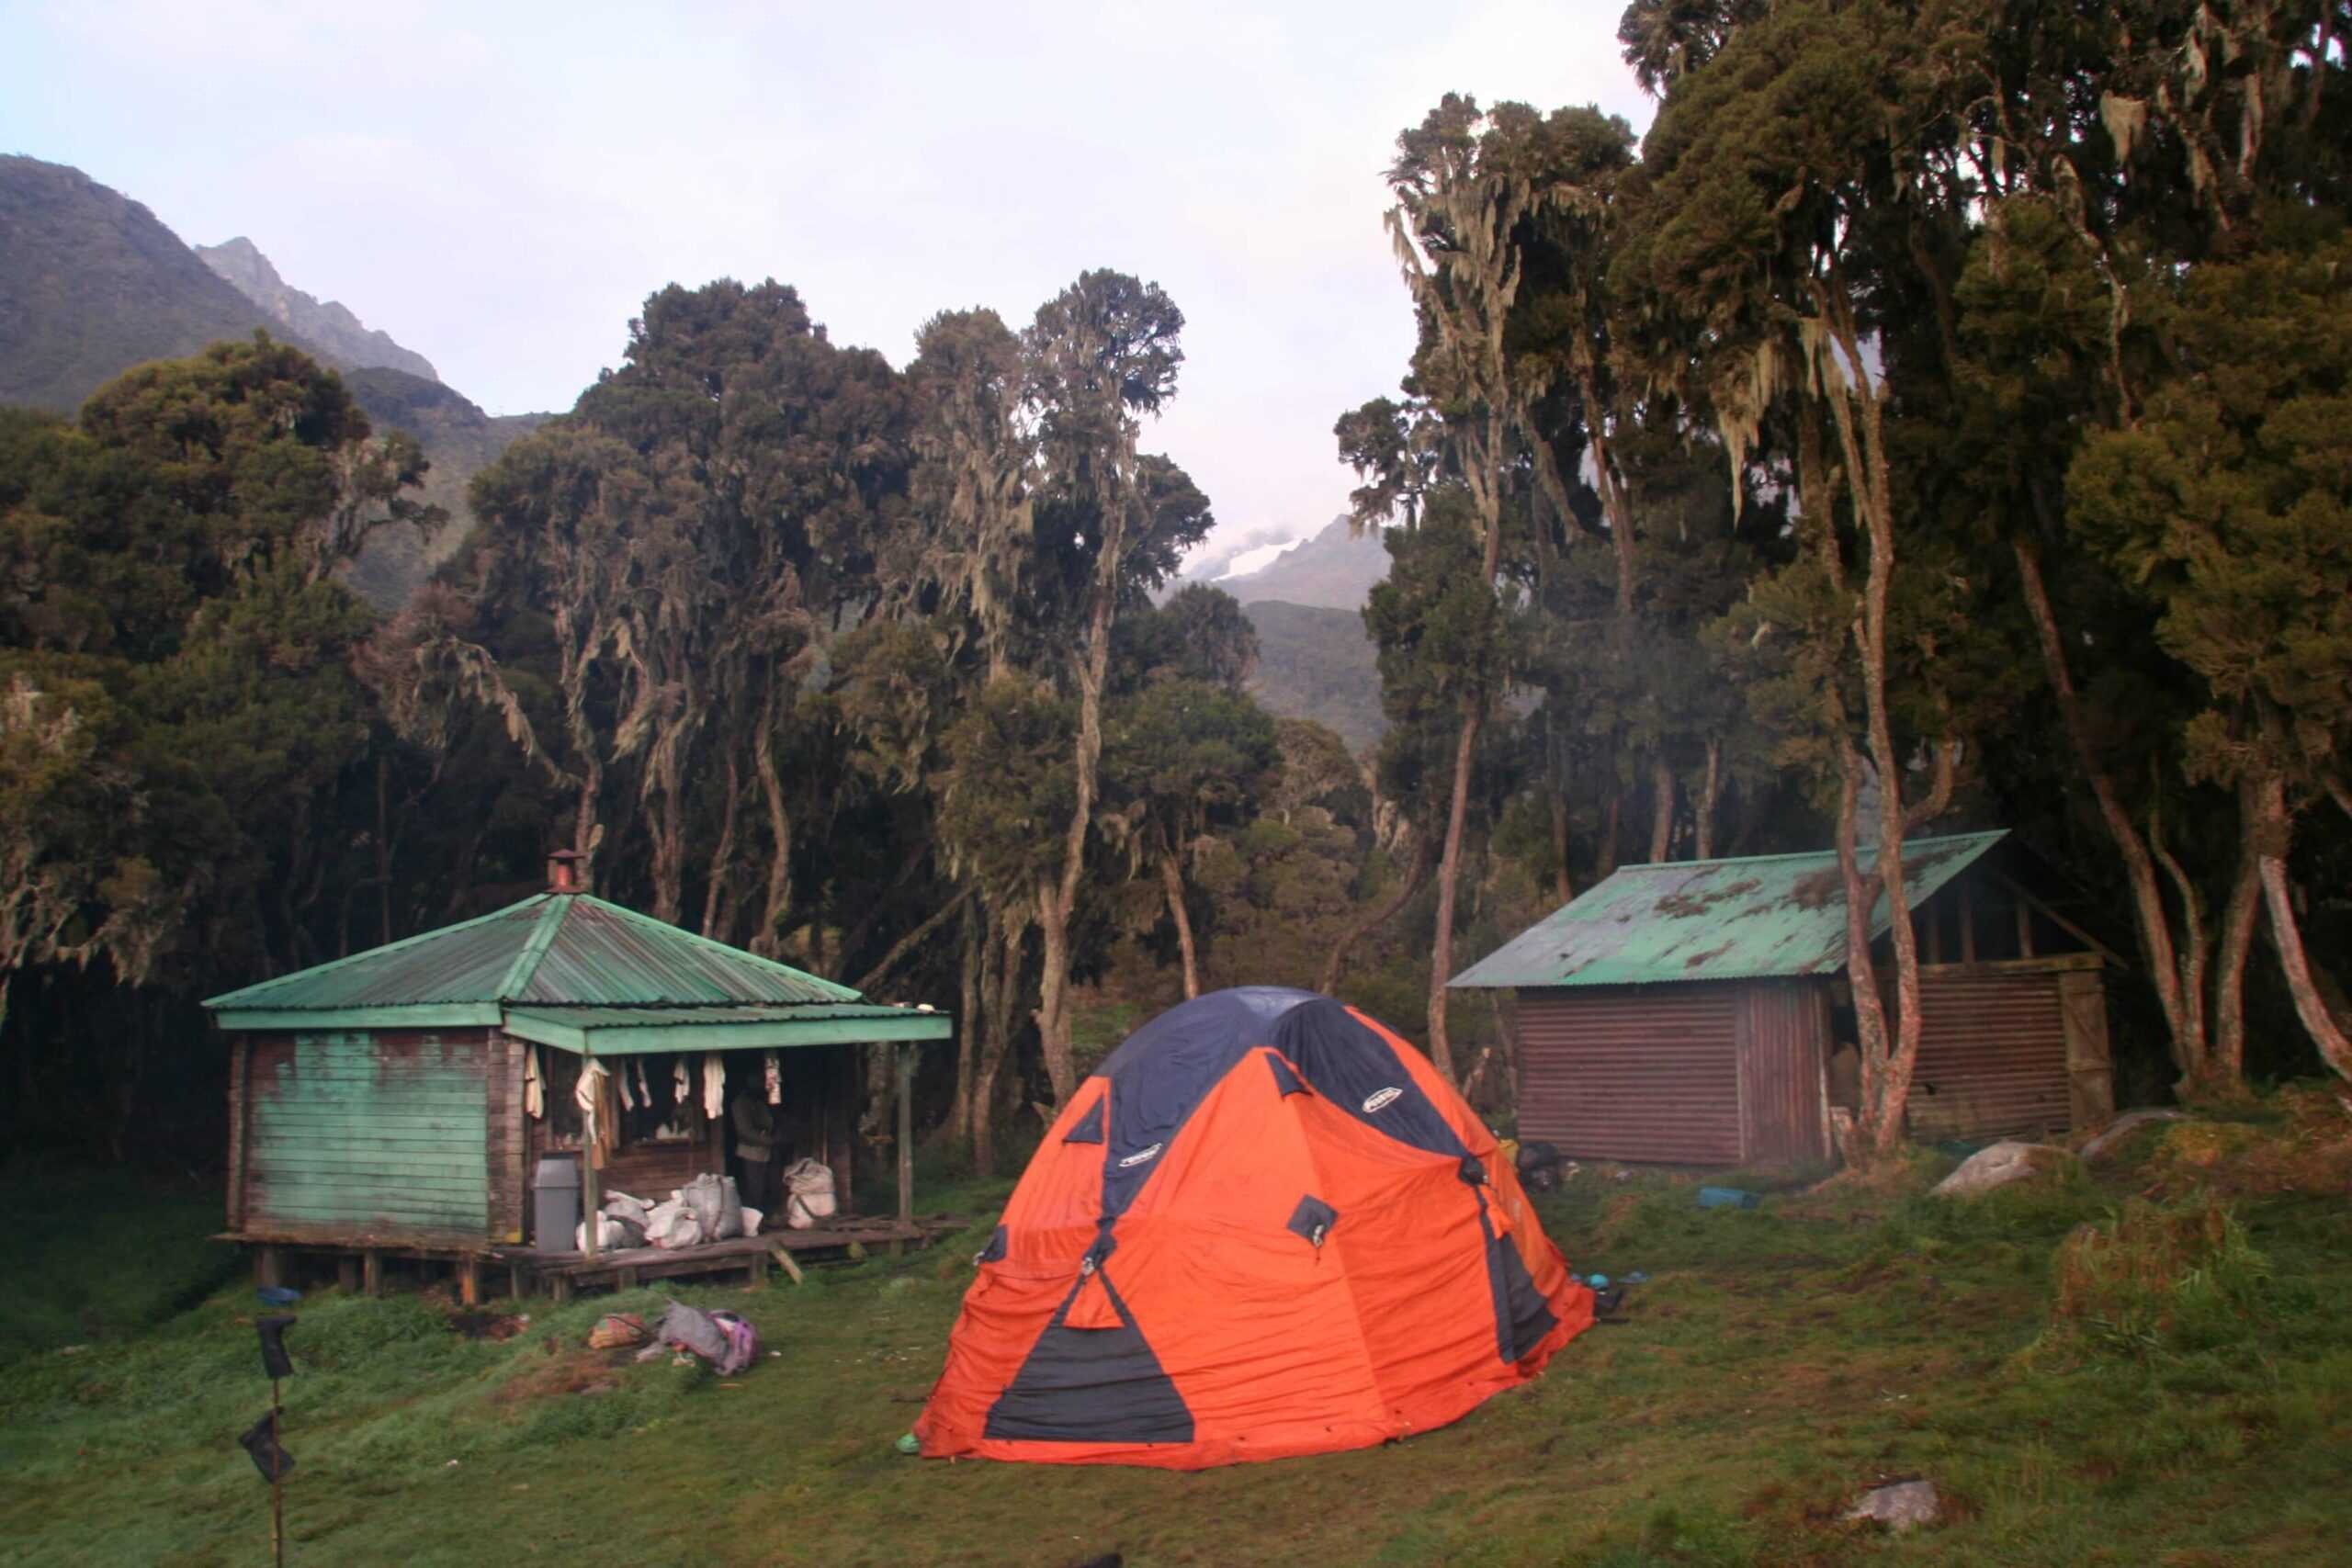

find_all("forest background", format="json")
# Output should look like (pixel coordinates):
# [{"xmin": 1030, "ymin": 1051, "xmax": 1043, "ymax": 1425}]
[{"xmin": 5, "ymin": 0, "xmax": 2352, "ymax": 1182}]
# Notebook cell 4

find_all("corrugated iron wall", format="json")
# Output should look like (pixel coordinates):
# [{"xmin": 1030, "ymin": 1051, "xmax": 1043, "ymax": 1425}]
[
  {"xmin": 1907, "ymin": 973, "xmax": 2074, "ymax": 1140},
  {"xmin": 1516, "ymin": 985, "xmax": 1743, "ymax": 1163},
  {"xmin": 1736, "ymin": 982, "xmax": 1831, "ymax": 1164},
  {"xmin": 244, "ymin": 1030, "xmax": 491, "ymax": 1239}
]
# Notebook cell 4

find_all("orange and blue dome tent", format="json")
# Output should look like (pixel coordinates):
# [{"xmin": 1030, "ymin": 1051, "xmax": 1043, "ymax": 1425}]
[{"xmin": 915, "ymin": 987, "xmax": 1595, "ymax": 1469}]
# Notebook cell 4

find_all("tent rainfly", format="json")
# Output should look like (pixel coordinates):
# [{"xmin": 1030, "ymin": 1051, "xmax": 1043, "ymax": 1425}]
[
  {"xmin": 1450, "ymin": 831, "xmax": 2117, "ymax": 1166},
  {"xmin": 203, "ymin": 853, "xmax": 952, "ymax": 1278},
  {"xmin": 917, "ymin": 987, "xmax": 1594, "ymax": 1469}
]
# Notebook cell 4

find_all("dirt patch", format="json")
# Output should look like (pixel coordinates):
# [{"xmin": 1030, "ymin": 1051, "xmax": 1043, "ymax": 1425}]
[
  {"xmin": 492, "ymin": 1348, "xmax": 627, "ymax": 1405},
  {"xmin": 447, "ymin": 1310, "xmax": 530, "ymax": 1342}
]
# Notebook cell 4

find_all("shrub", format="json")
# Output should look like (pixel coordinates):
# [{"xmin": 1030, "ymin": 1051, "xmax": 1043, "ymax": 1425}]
[{"xmin": 2040, "ymin": 1199, "xmax": 2270, "ymax": 1364}]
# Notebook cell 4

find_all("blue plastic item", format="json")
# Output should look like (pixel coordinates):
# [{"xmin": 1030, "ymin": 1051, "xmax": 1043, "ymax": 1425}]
[
  {"xmin": 256, "ymin": 1285, "xmax": 302, "ymax": 1306},
  {"xmin": 1624, "ymin": 1270, "xmax": 1650, "ymax": 1284},
  {"xmin": 1586, "ymin": 1273, "xmax": 1611, "ymax": 1290},
  {"xmin": 1696, "ymin": 1186, "xmax": 1761, "ymax": 1210}
]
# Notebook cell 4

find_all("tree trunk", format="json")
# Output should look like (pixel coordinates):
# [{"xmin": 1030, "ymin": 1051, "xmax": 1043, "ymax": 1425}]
[
  {"xmin": 752, "ymin": 695, "xmax": 793, "ymax": 957},
  {"xmin": 852, "ymin": 887, "xmax": 972, "ymax": 996},
  {"xmin": 1549, "ymin": 789, "xmax": 1574, "ymax": 905},
  {"xmin": 1320, "ymin": 835, "xmax": 1430, "ymax": 995},
  {"xmin": 2206, "ymin": 787, "xmax": 2265, "ymax": 1089},
  {"xmin": 700, "ymin": 752, "xmax": 743, "ymax": 938},
  {"xmin": 1648, "ymin": 753, "xmax": 1675, "ymax": 863},
  {"xmin": 1597, "ymin": 792, "xmax": 1622, "ymax": 880},
  {"xmin": 971, "ymin": 912, "xmax": 1027, "ymax": 1177},
  {"xmin": 1160, "ymin": 852, "xmax": 1200, "ymax": 1000},
  {"xmin": 1824, "ymin": 336, "xmax": 1928, "ymax": 1164},
  {"xmin": 944, "ymin": 901, "xmax": 981, "ymax": 1146},
  {"xmin": 1427, "ymin": 701, "xmax": 1484, "ymax": 1084},
  {"xmin": 2013, "ymin": 536, "xmax": 2209, "ymax": 1078},
  {"xmin": 1695, "ymin": 739, "xmax": 1723, "ymax": 860},
  {"xmin": 1035, "ymin": 455, "xmax": 1132, "ymax": 1108},
  {"xmin": 1034, "ymin": 871, "xmax": 1077, "ymax": 1105},
  {"xmin": 2254, "ymin": 773, "xmax": 2352, "ymax": 1080}
]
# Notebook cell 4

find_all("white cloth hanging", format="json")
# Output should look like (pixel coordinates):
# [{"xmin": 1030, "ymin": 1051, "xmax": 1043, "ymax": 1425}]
[
  {"xmin": 673, "ymin": 1057, "xmax": 690, "ymax": 1106},
  {"xmin": 574, "ymin": 1057, "xmax": 607, "ymax": 1114},
  {"xmin": 616, "ymin": 1061, "xmax": 636, "ymax": 1111},
  {"xmin": 524, "ymin": 1048, "xmax": 544, "ymax": 1119},
  {"xmin": 635, "ymin": 1058, "xmax": 651, "ymax": 1111},
  {"xmin": 702, "ymin": 1053, "xmax": 726, "ymax": 1119},
  {"xmin": 764, "ymin": 1051, "xmax": 782, "ymax": 1106}
]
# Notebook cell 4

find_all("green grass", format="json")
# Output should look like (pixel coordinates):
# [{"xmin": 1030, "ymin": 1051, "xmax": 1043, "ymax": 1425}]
[
  {"xmin": 0, "ymin": 1157, "xmax": 243, "ymax": 1361},
  {"xmin": 3, "ymin": 1155, "xmax": 2348, "ymax": 1567}
]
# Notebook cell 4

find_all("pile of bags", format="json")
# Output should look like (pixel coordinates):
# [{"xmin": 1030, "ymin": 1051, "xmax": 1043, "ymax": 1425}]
[
  {"xmin": 569, "ymin": 1163, "xmax": 842, "ymax": 1249},
  {"xmin": 576, "ymin": 1172, "xmax": 760, "ymax": 1252}
]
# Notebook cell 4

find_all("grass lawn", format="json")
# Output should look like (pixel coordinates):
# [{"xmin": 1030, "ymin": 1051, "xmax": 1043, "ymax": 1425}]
[{"xmin": 3, "ymin": 1118, "xmax": 2348, "ymax": 1567}]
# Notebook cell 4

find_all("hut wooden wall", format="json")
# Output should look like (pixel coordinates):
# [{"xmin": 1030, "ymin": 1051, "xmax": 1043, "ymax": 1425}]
[
  {"xmin": 1736, "ymin": 982, "xmax": 1832, "ymax": 1164},
  {"xmin": 238, "ymin": 1029, "xmax": 493, "ymax": 1242},
  {"xmin": 1515, "ymin": 984, "xmax": 1743, "ymax": 1164},
  {"xmin": 1906, "ymin": 962, "xmax": 2102, "ymax": 1140}
]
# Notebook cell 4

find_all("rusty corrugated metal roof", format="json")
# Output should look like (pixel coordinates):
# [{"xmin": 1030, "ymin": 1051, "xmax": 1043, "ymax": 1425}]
[
  {"xmin": 204, "ymin": 893, "xmax": 862, "ymax": 1012},
  {"xmin": 1449, "ymin": 830, "xmax": 2006, "ymax": 988}
]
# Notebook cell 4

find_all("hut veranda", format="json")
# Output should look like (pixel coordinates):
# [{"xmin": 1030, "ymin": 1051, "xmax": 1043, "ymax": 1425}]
[
  {"xmin": 1452, "ymin": 831, "xmax": 2119, "ymax": 1168},
  {"xmin": 202, "ymin": 854, "xmax": 952, "ymax": 1299}
]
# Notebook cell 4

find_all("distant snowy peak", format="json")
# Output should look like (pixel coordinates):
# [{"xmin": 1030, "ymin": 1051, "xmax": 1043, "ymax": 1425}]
[
  {"xmin": 1215, "ymin": 534, "xmax": 1312, "ymax": 581},
  {"xmin": 1196, "ymin": 514, "xmax": 1390, "ymax": 612}
]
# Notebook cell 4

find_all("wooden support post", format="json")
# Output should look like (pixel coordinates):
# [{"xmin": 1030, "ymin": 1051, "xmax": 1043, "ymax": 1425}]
[
  {"xmin": 582, "ymin": 1068, "xmax": 602, "ymax": 1261},
  {"xmin": 769, "ymin": 1244, "xmax": 806, "ymax": 1286},
  {"xmin": 749, "ymin": 1251, "xmax": 769, "ymax": 1288},
  {"xmin": 1959, "ymin": 880, "xmax": 1977, "ymax": 964},
  {"xmin": 226, "ymin": 1037, "xmax": 250, "ymax": 1234},
  {"xmin": 458, "ymin": 1258, "xmax": 481, "ymax": 1307},
  {"xmin": 896, "ymin": 1040, "xmax": 915, "ymax": 1227},
  {"xmin": 337, "ymin": 1255, "xmax": 361, "ymax": 1294},
  {"xmin": 549, "ymin": 1273, "xmax": 573, "ymax": 1304},
  {"xmin": 254, "ymin": 1246, "xmax": 283, "ymax": 1292},
  {"xmin": 361, "ymin": 1249, "xmax": 383, "ymax": 1297},
  {"xmin": 508, "ymin": 1264, "xmax": 526, "ymax": 1300},
  {"xmin": 2017, "ymin": 901, "xmax": 2035, "ymax": 958},
  {"xmin": 617, "ymin": 1265, "xmax": 639, "ymax": 1290}
]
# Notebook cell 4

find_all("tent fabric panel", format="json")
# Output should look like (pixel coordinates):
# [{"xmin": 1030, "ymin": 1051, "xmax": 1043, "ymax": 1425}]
[{"xmin": 983, "ymin": 1269, "xmax": 1194, "ymax": 1445}]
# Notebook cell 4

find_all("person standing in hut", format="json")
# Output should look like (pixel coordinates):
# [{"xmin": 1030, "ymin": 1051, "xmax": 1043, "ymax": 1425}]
[{"xmin": 731, "ymin": 1082, "xmax": 783, "ymax": 1220}]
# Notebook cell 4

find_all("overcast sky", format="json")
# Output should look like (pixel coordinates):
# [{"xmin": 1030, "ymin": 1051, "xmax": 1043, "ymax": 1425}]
[{"xmin": 2, "ymin": 1, "xmax": 1652, "ymax": 564}]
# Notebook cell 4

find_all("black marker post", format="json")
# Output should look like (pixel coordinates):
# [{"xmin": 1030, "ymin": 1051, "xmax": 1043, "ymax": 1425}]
[{"xmin": 248, "ymin": 1314, "xmax": 298, "ymax": 1565}]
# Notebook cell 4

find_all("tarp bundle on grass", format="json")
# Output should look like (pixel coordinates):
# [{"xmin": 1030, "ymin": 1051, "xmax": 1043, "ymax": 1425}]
[{"xmin": 917, "ymin": 987, "xmax": 1595, "ymax": 1469}]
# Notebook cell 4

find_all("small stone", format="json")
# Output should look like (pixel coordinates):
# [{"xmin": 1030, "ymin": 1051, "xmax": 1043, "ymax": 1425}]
[{"xmin": 1847, "ymin": 1478, "xmax": 1938, "ymax": 1531}]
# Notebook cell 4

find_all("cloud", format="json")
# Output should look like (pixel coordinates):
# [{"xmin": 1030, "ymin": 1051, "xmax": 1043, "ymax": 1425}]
[{"xmin": 1, "ymin": 0, "xmax": 1651, "ymax": 559}]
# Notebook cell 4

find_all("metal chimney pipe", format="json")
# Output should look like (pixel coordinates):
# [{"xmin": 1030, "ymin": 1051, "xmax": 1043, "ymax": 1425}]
[{"xmin": 548, "ymin": 850, "xmax": 585, "ymax": 894}]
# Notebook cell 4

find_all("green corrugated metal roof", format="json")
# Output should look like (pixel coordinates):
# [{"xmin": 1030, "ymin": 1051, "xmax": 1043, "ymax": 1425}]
[
  {"xmin": 205, "ymin": 893, "xmax": 860, "ymax": 1013},
  {"xmin": 503, "ymin": 1003, "xmax": 953, "ymax": 1055},
  {"xmin": 1449, "ymin": 830, "xmax": 2007, "ymax": 989}
]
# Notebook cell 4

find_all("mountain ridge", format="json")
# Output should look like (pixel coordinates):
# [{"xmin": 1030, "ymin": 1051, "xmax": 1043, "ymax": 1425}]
[{"xmin": 198, "ymin": 235, "xmax": 439, "ymax": 383}]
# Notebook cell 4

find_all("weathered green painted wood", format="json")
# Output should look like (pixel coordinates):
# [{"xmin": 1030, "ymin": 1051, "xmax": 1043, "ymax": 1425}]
[
  {"xmin": 216, "ymin": 1005, "xmax": 507, "ymax": 1031},
  {"xmin": 247, "ymin": 1032, "xmax": 488, "ymax": 1238},
  {"xmin": 507, "ymin": 1009, "xmax": 953, "ymax": 1054},
  {"xmin": 249, "ymin": 1160, "xmax": 486, "ymax": 1183}
]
